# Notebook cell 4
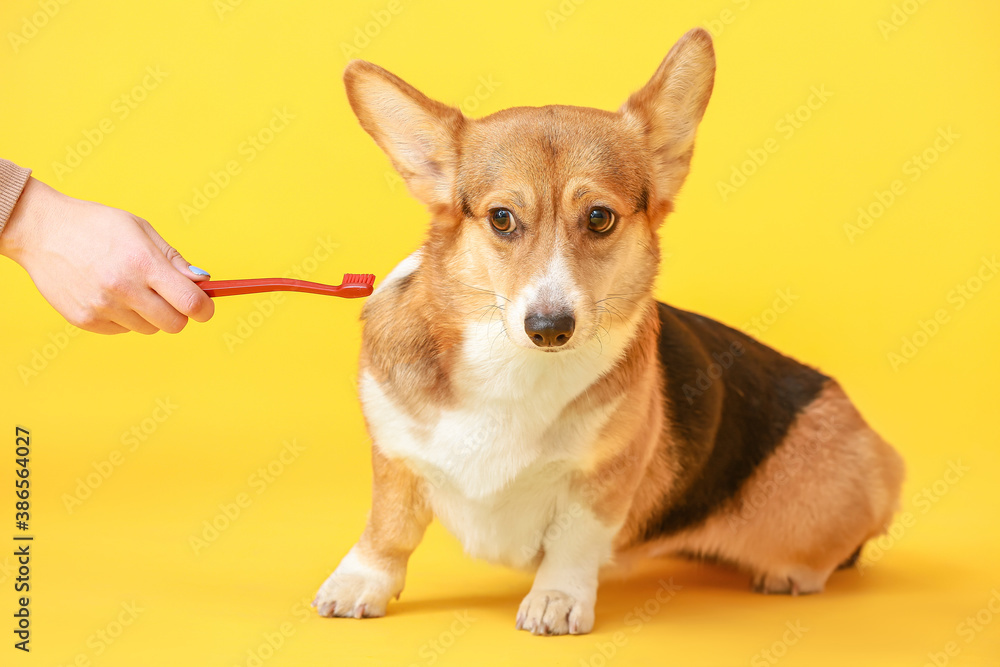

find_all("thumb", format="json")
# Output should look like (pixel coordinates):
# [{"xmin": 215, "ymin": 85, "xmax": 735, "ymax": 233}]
[{"xmin": 136, "ymin": 216, "xmax": 211, "ymax": 282}]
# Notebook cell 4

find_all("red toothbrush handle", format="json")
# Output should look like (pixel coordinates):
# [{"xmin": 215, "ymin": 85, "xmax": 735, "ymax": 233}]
[{"xmin": 199, "ymin": 278, "xmax": 373, "ymax": 298}]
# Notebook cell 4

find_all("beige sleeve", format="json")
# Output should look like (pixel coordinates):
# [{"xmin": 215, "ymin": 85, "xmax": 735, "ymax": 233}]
[{"xmin": 0, "ymin": 159, "xmax": 33, "ymax": 238}]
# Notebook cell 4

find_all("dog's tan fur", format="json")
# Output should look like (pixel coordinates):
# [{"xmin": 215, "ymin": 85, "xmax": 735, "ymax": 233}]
[
  {"xmin": 620, "ymin": 380, "xmax": 904, "ymax": 593},
  {"xmin": 313, "ymin": 28, "xmax": 904, "ymax": 635}
]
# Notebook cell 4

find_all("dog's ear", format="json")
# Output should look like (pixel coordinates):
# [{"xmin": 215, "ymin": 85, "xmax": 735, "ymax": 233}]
[
  {"xmin": 621, "ymin": 28, "xmax": 715, "ymax": 216},
  {"xmin": 344, "ymin": 61, "xmax": 465, "ymax": 211}
]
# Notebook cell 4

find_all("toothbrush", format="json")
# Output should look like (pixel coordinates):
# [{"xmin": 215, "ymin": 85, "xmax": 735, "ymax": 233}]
[{"xmin": 199, "ymin": 274, "xmax": 375, "ymax": 299}]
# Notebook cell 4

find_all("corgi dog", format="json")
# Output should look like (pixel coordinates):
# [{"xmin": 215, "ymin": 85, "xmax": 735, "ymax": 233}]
[{"xmin": 314, "ymin": 27, "xmax": 904, "ymax": 636}]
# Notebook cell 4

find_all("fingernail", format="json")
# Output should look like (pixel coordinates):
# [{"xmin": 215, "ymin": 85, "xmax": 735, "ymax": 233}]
[{"xmin": 189, "ymin": 265, "xmax": 210, "ymax": 276}]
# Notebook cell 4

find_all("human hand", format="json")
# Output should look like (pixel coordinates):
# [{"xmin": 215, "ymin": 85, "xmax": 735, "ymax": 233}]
[{"xmin": 0, "ymin": 177, "xmax": 215, "ymax": 334}]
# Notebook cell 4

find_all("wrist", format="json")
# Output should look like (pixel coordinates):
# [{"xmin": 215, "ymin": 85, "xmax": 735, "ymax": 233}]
[{"xmin": 0, "ymin": 177, "xmax": 56, "ymax": 263}]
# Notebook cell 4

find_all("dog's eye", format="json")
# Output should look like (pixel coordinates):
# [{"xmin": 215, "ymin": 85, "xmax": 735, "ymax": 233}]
[
  {"xmin": 489, "ymin": 208, "xmax": 516, "ymax": 234},
  {"xmin": 588, "ymin": 207, "xmax": 616, "ymax": 234}
]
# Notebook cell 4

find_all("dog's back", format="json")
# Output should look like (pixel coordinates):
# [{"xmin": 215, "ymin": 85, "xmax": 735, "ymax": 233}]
[{"xmin": 612, "ymin": 303, "xmax": 903, "ymax": 595}]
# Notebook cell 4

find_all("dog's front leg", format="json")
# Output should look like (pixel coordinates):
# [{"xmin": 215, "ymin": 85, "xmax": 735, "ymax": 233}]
[
  {"xmin": 516, "ymin": 500, "xmax": 619, "ymax": 636},
  {"xmin": 314, "ymin": 448, "xmax": 431, "ymax": 618}
]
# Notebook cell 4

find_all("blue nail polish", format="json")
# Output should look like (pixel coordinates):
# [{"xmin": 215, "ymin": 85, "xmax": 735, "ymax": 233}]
[{"xmin": 189, "ymin": 266, "xmax": 210, "ymax": 276}]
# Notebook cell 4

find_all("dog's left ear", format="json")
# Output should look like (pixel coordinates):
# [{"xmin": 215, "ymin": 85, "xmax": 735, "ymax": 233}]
[{"xmin": 621, "ymin": 28, "xmax": 715, "ymax": 217}]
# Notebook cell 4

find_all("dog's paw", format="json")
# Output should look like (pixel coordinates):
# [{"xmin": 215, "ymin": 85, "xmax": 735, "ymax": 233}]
[
  {"xmin": 516, "ymin": 589, "xmax": 594, "ymax": 636},
  {"xmin": 751, "ymin": 569, "xmax": 826, "ymax": 596},
  {"xmin": 313, "ymin": 548, "xmax": 401, "ymax": 619}
]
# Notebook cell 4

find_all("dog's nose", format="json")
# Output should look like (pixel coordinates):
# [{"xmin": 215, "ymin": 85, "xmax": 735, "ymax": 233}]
[{"xmin": 524, "ymin": 313, "xmax": 575, "ymax": 348}]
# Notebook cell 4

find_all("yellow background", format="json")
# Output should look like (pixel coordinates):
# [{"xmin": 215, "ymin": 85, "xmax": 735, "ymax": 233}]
[{"xmin": 2, "ymin": 0, "xmax": 998, "ymax": 665}]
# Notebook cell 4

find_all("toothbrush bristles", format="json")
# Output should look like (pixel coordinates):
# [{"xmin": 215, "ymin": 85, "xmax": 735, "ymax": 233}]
[{"xmin": 342, "ymin": 273, "xmax": 375, "ymax": 286}]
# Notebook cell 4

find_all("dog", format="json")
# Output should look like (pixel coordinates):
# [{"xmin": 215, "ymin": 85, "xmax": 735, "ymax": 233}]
[{"xmin": 313, "ymin": 27, "xmax": 904, "ymax": 636}]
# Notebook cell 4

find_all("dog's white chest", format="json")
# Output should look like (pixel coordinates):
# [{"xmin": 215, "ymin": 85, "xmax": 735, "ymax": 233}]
[{"xmin": 360, "ymin": 318, "xmax": 625, "ymax": 566}]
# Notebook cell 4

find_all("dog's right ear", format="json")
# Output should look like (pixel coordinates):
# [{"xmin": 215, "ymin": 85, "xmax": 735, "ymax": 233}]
[{"xmin": 344, "ymin": 61, "xmax": 465, "ymax": 211}]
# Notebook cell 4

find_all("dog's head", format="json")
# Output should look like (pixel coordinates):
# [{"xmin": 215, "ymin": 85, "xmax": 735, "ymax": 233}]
[{"xmin": 345, "ymin": 28, "xmax": 714, "ymax": 353}]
